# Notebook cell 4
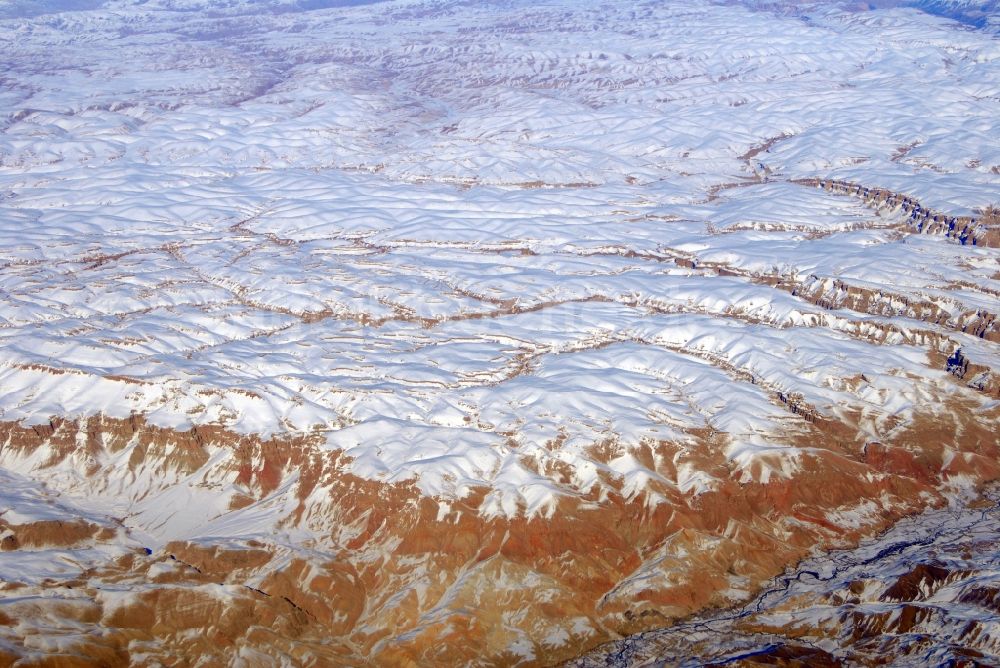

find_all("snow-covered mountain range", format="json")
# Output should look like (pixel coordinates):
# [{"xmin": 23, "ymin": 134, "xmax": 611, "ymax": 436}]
[{"xmin": 0, "ymin": 0, "xmax": 998, "ymax": 665}]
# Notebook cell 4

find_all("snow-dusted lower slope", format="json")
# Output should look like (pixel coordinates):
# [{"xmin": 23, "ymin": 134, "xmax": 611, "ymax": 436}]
[{"xmin": 0, "ymin": 0, "xmax": 998, "ymax": 665}]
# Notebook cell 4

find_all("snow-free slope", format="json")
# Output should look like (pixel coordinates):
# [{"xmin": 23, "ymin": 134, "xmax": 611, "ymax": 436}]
[{"xmin": 0, "ymin": 0, "xmax": 999, "ymax": 665}]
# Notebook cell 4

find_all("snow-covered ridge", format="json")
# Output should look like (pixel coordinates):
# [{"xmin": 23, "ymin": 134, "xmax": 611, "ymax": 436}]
[
  {"xmin": 1, "ymin": 0, "xmax": 999, "ymax": 517},
  {"xmin": 0, "ymin": 0, "xmax": 999, "ymax": 664}
]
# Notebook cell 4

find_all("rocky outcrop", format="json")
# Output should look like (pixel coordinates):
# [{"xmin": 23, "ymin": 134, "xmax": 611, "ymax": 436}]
[
  {"xmin": 1, "ymin": 405, "xmax": 998, "ymax": 665},
  {"xmin": 943, "ymin": 347, "xmax": 1000, "ymax": 398},
  {"xmin": 801, "ymin": 178, "xmax": 1000, "ymax": 248},
  {"xmin": 0, "ymin": 519, "xmax": 112, "ymax": 551},
  {"xmin": 788, "ymin": 275, "xmax": 1000, "ymax": 344}
]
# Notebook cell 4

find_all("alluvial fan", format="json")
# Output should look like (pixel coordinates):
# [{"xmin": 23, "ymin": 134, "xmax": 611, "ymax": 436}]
[{"xmin": 0, "ymin": 0, "xmax": 998, "ymax": 666}]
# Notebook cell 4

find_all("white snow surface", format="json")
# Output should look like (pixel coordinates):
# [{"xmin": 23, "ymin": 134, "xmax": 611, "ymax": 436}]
[{"xmin": 0, "ymin": 0, "xmax": 998, "ymax": 516}]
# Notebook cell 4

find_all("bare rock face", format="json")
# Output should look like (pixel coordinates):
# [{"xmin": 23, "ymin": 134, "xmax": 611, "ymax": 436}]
[
  {"xmin": 1, "ymin": 405, "xmax": 998, "ymax": 666},
  {"xmin": 0, "ymin": 519, "xmax": 108, "ymax": 552}
]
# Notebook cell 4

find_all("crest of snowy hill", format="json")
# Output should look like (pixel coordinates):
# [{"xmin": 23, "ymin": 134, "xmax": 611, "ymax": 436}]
[{"xmin": 0, "ymin": 0, "xmax": 998, "ymax": 518}]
